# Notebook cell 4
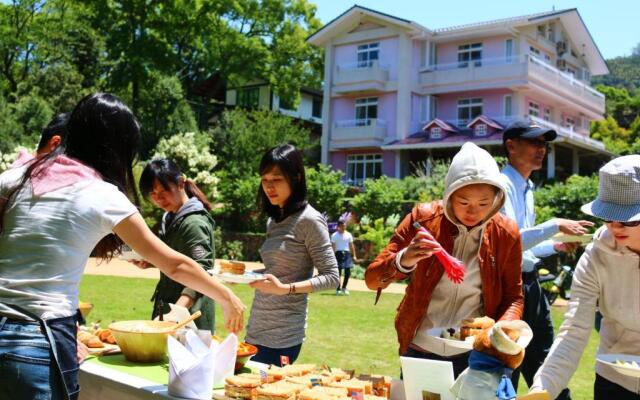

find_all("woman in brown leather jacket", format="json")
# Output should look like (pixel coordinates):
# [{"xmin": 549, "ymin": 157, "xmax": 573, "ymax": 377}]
[{"xmin": 365, "ymin": 142, "xmax": 523, "ymax": 377}]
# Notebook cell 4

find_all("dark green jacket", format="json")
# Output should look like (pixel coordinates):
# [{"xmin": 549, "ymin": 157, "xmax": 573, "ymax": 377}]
[{"xmin": 151, "ymin": 197, "xmax": 216, "ymax": 331}]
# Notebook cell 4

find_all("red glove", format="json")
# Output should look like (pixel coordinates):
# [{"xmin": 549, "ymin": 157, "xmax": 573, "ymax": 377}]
[{"xmin": 413, "ymin": 222, "xmax": 465, "ymax": 284}]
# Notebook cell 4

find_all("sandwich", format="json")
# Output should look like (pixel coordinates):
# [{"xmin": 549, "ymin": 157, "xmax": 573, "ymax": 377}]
[
  {"xmin": 285, "ymin": 374, "xmax": 335, "ymax": 388},
  {"xmin": 298, "ymin": 386, "xmax": 349, "ymax": 400},
  {"xmin": 220, "ymin": 260, "xmax": 246, "ymax": 275},
  {"xmin": 256, "ymin": 380, "xmax": 307, "ymax": 400},
  {"xmin": 225, "ymin": 373, "xmax": 262, "ymax": 399},
  {"xmin": 328, "ymin": 378, "xmax": 373, "ymax": 395}
]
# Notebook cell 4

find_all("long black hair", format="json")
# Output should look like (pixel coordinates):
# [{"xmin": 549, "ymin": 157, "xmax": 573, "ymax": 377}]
[
  {"xmin": 0, "ymin": 92, "xmax": 141, "ymax": 259},
  {"xmin": 257, "ymin": 144, "xmax": 307, "ymax": 221},
  {"xmin": 139, "ymin": 159, "xmax": 212, "ymax": 211}
]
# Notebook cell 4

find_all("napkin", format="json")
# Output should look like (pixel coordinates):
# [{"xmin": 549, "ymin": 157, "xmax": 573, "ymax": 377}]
[
  {"xmin": 168, "ymin": 330, "xmax": 215, "ymax": 399},
  {"xmin": 211, "ymin": 333, "xmax": 238, "ymax": 387},
  {"xmin": 161, "ymin": 303, "xmax": 198, "ymax": 330}
]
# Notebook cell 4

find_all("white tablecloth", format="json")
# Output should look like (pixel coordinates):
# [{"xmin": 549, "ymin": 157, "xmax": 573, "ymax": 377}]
[{"xmin": 79, "ymin": 361, "xmax": 174, "ymax": 400}]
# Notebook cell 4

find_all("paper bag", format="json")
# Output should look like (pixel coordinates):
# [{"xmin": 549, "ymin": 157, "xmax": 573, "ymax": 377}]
[{"xmin": 168, "ymin": 330, "xmax": 215, "ymax": 399}]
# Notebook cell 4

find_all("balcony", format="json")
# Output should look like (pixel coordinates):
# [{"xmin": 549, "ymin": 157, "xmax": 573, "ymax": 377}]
[
  {"xmin": 529, "ymin": 115, "xmax": 605, "ymax": 151},
  {"xmin": 330, "ymin": 119, "xmax": 387, "ymax": 149},
  {"xmin": 420, "ymin": 55, "xmax": 605, "ymax": 114},
  {"xmin": 333, "ymin": 61, "xmax": 390, "ymax": 94}
]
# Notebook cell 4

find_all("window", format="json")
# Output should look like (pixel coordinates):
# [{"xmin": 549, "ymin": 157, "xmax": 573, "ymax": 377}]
[
  {"xmin": 564, "ymin": 116, "xmax": 576, "ymax": 130},
  {"xmin": 355, "ymin": 97, "xmax": 378, "ymax": 126},
  {"xmin": 528, "ymin": 101, "xmax": 540, "ymax": 117},
  {"xmin": 543, "ymin": 107, "xmax": 551, "ymax": 122},
  {"xmin": 346, "ymin": 154, "xmax": 382, "ymax": 185},
  {"xmin": 505, "ymin": 39, "xmax": 513, "ymax": 63},
  {"xmin": 430, "ymin": 127, "xmax": 442, "ymax": 139},
  {"xmin": 312, "ymin": 97, "xmax": 322, "ymax": 118},
  {"xmin": 504, "ymin": 95, "xmax": 513, "ymax": 117},
  {"xmin": 548, "ymin": 23, "xmax": 556, "ymax": 42},
  {"xmin": 458, "ymin": 43, "xmax": 482, "ymax": 68},
  {"xmin": 474, "ymin": 124, "xmax": 487, "ymax": 136},
  {"xmin": 457, "ymin": 98, "xmax": 483, "ymax": 126},
  {"xmin": 357, "ymin": 42, "xmax": 379, "ymax": 68},
  {"xmin": 237, "ymin": 87, "xmax": 260, "ymax": 108}
]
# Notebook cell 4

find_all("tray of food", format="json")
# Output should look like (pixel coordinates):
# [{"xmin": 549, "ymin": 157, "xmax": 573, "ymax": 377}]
[
  {"xmin": 210, "ymin": 260, "xmax": 266, "ymax": 284},
  {"xmin": 597, "ymin": 354, "xmax": 640, "ymax": 378},
  {"xmin": 426, "ymin": 316, "xmax": 497, "ymax": 352}
]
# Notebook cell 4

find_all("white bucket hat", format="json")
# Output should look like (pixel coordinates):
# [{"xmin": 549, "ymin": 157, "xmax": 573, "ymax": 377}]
[{"xmin": 581, "ymin": 155, "xmax": 640, "ymax": 222}]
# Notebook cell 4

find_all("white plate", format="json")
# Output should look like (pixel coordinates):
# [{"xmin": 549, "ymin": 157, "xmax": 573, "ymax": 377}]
[
  {"xmin": 210, "ymin": 269, "xmax": 266, "ymax": 284},
  {"xmin": 119, "ymin": 249, "xmax": 144, "ymax": 261},
  {"xmin": 552, "ymin": 233, "xmax": 593, "ymax": 244},
  {"xmin": 597, "ymin": 353, "xmax": 640, "ymax": 378},
  {"xmin": 427, "ymin": 328, "xmax": 474, "ymax": 351}
]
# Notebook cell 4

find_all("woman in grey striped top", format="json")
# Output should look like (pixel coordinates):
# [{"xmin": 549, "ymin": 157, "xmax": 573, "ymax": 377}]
[{"xmin": 247, "ymin": 144, "xmax": 339, "ymax": 366}]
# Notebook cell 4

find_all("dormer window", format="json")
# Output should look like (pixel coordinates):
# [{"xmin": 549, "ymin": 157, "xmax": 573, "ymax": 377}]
[
  {"xmin": 474, "ymin": 124, "xmax": 487, "ymax": 137},
  {"xmin": 431, "ymin": 127, "xmax": 442, "ymax": 139}
]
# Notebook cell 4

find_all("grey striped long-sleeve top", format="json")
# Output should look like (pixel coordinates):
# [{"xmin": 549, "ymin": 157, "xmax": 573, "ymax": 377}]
[{"xmin": 245, "ymin": 204, "xmax": 339, "ymax": 348}]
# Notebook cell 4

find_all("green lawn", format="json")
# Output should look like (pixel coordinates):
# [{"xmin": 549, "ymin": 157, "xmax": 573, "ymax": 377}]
[{"xmin": 80, "ymin": 275, "xmax": 598, "ymax": 398}]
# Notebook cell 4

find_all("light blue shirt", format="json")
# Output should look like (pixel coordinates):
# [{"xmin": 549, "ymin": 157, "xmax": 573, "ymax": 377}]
[{"xmin": 501, "ymin": 164, "xmax": 559, "ymax": 272}]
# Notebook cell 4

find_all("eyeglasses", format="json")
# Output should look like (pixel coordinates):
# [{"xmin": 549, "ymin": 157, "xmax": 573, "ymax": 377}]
[{"xmin": 603, "ymin": 220, "xmax": 640, "ymax": 228}]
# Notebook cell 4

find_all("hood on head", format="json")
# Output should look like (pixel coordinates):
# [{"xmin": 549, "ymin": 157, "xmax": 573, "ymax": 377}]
[{"xmin": 442, "ymin": 142, "xmax": 506, "ymax": 226}]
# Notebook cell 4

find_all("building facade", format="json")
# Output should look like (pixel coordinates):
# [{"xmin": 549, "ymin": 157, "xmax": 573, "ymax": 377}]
[{"xmin": 308, "ymin": 6, "xmax": 610, "ymax": 185}]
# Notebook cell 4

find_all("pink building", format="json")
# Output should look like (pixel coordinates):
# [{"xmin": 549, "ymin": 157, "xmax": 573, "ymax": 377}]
[{"xmin": 308, "ymin": 6, "xmax": 610, "ymax": 184}]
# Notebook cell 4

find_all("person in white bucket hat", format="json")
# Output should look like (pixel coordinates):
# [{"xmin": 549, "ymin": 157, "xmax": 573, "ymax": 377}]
[{"xmin": 530, "ymin": 155, "xmax": 640, "ymax": 399}]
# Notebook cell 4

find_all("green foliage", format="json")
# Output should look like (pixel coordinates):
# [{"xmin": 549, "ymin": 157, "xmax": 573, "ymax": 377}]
[
  {"xmin": 351, "ymin": 177, "xmax": 405, "ymax": 222},
  {"xmin": 306, "ymin": 164, "xmax": 346, "ymax": 220},
  {"xmin": 534, "ymin": 175, "xmax": 600, "ymax": 225},
  {"xmin": 592, "ymin": 53, "xmax": 640, "ymax": 94},
  {"xmin": 152, "ymin": 131, "xmax": 219, "ymax": 200},
  {"xmin": 213, "ymin": 227, "xmax": 244, "ymax": 260},
  {"xmin": 214, "ymin": 172, "xmax": 264, "ymax": 233},
  {"xmin": 404, "ymin": 159, "xmax": 450, "ymax": 202},
  {"xmin": 356, "ymin": 214, "xmax": 401, "ymax": 256},
  {"xmin": 210, "ymin": 108, "xmax": 318, "ymax": 180},
  {"xmin": 590, "ymin": 116, "xmax": 637, "ymax": 155}
]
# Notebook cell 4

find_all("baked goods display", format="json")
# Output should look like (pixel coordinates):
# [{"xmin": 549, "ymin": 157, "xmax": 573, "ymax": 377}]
[
  {"xmin": 219, "ymin": 260, "xmax": 247, "ymax": 275},
  {"xmin": 222, "ymin": 365, "xmax": 392, "ymax": 400}
]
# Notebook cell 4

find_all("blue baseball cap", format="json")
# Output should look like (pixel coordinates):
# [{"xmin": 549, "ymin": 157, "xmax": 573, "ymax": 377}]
[{"xmin": 502, "ymin": 120, "xmax": 557, "ymax": 142}]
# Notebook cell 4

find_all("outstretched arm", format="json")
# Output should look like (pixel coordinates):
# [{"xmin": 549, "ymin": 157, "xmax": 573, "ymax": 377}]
[{"xmin": 113, "ymin": 213, "xmax": 245, "ymax": 333}]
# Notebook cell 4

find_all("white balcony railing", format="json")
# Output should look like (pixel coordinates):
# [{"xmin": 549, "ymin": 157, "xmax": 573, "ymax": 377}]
[
  {"xmin": 335, "ymin": 118, "xmax": 387, "ymax": 128},
  {"xmin": 331, "ymin": 118, "xmax": 387, "ymax": 147},
  {"xmin": 420, "ymin": 54, "xmax": 605, "ymax": 111},
  {"xmin": 529, "ymin": 115, "xmax": 604, "ymax": 150},
  {"xmin": 334, "ymin": 60, "xmax": 390, "ymax": 89}
]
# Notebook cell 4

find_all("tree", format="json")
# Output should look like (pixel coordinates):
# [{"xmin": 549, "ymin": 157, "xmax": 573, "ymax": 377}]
[
  {"xmin": 210, "ymin": 108, "xmax": 318, "ymax": 180},
  {"xmin": 306, "ymin": 164, "xmax": 346, "ymax": 220},
  {"xmin": 590, "ymin": 116, "xmax": 634, "ymax": 155}
]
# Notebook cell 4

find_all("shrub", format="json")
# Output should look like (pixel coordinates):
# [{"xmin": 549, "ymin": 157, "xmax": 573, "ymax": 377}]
[
  {"xmin": 306, "ymin": 164, "xmax": 346, "ymax": 221},
  {"xmin": 351, "ymin": 177, "xmax": 404, "ymax": 222},
  {"xmin": 534, "ymin": 175, "xmax": 600, "ymax": 224},
  {"xmin": 215, "ymin": 172, "xmax": 265, "ymax": 233},
  {"xmin": 151, "ymin": 131, "xmax": 219, "ymax": 200},
  {"xmin": 357, "ymin": 214, "xmax": 401, "ymax": 255},
  {"xmin": 214, "ymin": 227, "xmax": 244, "ymax": 260}
]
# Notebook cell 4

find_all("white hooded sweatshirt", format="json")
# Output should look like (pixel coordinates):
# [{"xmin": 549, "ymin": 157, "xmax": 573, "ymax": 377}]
[
  {"xmin": 411, "ymin": 142, "xmax": 506, "ymax": 356},
  {"xmin": 531, "ymin": 225, "xmax": 640, "ymax": 397}
]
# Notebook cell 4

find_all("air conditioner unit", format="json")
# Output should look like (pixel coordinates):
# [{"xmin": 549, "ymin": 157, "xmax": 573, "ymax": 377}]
[
  {"xmin": 556, "ymin": 41, "xmax": 567, "ymax": 54},
  {"xmin": 556, "ymin": 59, "xmax": 567, "ymax": 69}
]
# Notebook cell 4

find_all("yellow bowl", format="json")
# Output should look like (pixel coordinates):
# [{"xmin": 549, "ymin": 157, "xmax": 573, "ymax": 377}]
[{"xmin": 108, "ymin": 320, "xmax": 177, "ymax": 363}]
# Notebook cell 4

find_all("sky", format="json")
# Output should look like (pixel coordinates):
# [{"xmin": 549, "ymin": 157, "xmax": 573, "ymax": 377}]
[{"xmin": 312, "ymin": 0, "xmax": 639, "ymax": 59}]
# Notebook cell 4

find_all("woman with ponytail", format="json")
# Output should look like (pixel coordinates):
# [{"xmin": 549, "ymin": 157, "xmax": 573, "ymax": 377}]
[{"xmin": 139, "ymin": 159, "xmax": 217, "ymax": 331}]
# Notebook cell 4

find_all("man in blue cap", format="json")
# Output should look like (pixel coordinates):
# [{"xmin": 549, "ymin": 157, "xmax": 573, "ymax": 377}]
[{"xmin": 500, "ymin": 119, "xmax": 593, "ymax": 400}]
